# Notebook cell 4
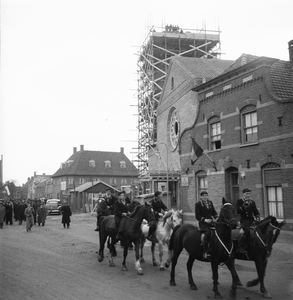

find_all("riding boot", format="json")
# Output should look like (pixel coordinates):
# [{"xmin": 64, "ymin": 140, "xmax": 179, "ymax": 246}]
[
  {"xmin": 115, "ymin": 227, "xmax": 120, "ymax": 241},
  {"xmin": 237, "ymin": 235, "xmax": 247, "ymax": 255},
  {"xmin": 202, "ymin": 239, "xmax": 210, "ymax": 260}
]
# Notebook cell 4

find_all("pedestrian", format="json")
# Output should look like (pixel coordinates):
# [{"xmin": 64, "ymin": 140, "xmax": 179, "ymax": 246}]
[
  {"xmin": 236, "ymin": 188, "xmax": 260, "ymax": 254},
  {"xmin": 195, "ymin": 190, "xmax": 219, "ymax": 260},
  {"xmin": 5, "ymin": 198, "xmax": 14, "ymax": 225},
  {"xmin": 18, "ymin": 199, "xmax": 27, "ymax": 225},
  {"xmin": 114, "ymin": 190, "xmax": 129, "ymax": 241},
  {"xmin": 13, "ymin": 200, "xmax": 20, "ymax": 222},
  {"xmin": 25, "ymin": 202, "xmax": 34, "ymax": 232},
  {"xmin": 60, "ymin": 201, "xmax": 72, "ymax": 228},
  {"xmin": 36, "ymin": 200, "xmax": 47, "ymax": 226},
  {"xmin": 105, "ymin": 188, "xmax": 117, "ymax": 215},
  {"xmin": 32, "ymin": 199, "xmax": 40, "ymax": 225},
  {"xmin": 0, "ymin": 199, "xmax": 5, "ymax": 229}
]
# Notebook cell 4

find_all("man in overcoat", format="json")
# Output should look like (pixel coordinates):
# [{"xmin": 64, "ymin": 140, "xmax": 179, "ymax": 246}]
[
  {"xmin": 60, "ymin": 201, "xmax": 72, "ymax": 229},
  {"xmin": 195, "ymin": 191, "xmax": 218, "ymax": 260},
  {"xmin": 5, "ymin": 199, "xmax": 14, "ymax": 225},
  {"xmin": 105, "ymin": 188, "xmax": 117, "ymax": 215},
  {"xmin": 236, "ymin": 188, "xmax": 260, "ymax": 254}
]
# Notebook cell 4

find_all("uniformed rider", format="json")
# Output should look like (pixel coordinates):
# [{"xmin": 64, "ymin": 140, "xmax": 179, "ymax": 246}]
[{"xmin": 114, "ymin": 190, "xmax": 129, "ymax": 241}]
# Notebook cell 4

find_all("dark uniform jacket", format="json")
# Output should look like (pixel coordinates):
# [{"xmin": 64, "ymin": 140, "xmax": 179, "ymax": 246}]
[
  {"xmin": 236, "ymin": 198, "xmax": 260, "ymax": 230},
  {"xmin": 105, "ymin": 195, "xmax": 117, "ymax": 214},
  {"xmin": 150, "ymin": 198, "xmax": 167, "ymax": 220},
  {"xmin": 195, "ymin": 200, "xmax": 218, "ymax": 231},
  {"xmin": 114, "ymin": 199, "xmax": 128, "ymax": 226}
]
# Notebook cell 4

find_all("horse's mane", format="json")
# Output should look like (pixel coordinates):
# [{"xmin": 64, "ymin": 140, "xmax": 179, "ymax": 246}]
[
  {"xmin": 256, "ymin": 215, "xmax": 276, "ymax": 233},
  {"xmin": 129, "ymin": 203, "xmax": 143, "ymax": 218}
]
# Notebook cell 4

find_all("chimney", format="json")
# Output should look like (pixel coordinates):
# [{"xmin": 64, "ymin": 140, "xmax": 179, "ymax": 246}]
[
  {"xmin": 80, "ymin": 145, "xmax": 84, "ymax": 151},
  {"xmin": 43, "ymin": 173, "xmax": 45, "ymax": 175},
  {"xmin": 288, "ymin": 40, "xmax": 293, "ymax": 62},
  {"xmin": 73, "ymin": 147, "xmax": 77, "ymax": 154},
  {"xmin": 120, "ymin": 147, "xmax": 124, "ymax": 154},
  {"xmin": 34, "ymin": 171, "xmax": 36, "ymax": 177}
]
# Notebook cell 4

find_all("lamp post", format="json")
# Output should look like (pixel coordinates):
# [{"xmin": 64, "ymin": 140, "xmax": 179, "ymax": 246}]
[{"xmin": 157, "ymin": 142, "xmax": 169, "ymax": 207}]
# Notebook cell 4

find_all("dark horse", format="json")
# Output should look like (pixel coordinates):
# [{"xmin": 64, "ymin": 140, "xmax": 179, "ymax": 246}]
[
  {"xmin": 233, "ymin": 215, "xmax": 285, "ymax": 298},
  {"xmin": 167, "ymin": 198, "xmax": 240, "ymax": 299},
  {"xmin": 98, "ymin": 203, "xmax": 156, "ymax": 275}
]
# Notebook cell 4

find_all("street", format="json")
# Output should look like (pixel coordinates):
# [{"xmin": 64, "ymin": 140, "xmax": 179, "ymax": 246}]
[{"xmin": 0, "ymin": 213, "xmax": 292, "ymax": 300}]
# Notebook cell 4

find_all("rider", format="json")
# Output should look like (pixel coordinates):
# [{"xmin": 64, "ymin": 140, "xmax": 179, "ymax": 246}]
[
  {"xmin": 105, "ymin": 188, "xmax": 117, "ymax": 215},
  {"xmin": 148, "ymin": 191, "xmax": 167, "ymax": 238},
  {"xmin": 236, "ymin": 188, "xmax": 260, "ymax": 255},
  {"xmin": 94, "ymin": 192, "xmax": 109, "ymax": 231},
  {"xmin": 114, "ymin": 190, "xmax": 129, "ymax": 241},
  {"xmin": 195, "ymin": 190, "xmax": 218, "ymax": 260}
]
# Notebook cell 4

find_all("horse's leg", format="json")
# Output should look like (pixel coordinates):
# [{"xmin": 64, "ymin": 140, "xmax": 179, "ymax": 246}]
[
  {"xmin": 139, "ymin": 237, "xmax": 145, "ymax": 263},
  {"xmin": 122, "ymin": 239, "xmax": 129, "ymax": 271},
  {"xmin": 134, "ymin": 239, "xmax": 143, "ymax": 275},
  {"xmin": 158, "ymin": 241, "xmax": 165, "ymax": 270},
  {"xmin": 152, "ymin": 241, "xmax": 159, "ymax": 267},
  {"xmin": 211, "ymin": 259, "xmax": 222, "ymax": 299},
  {"xmin": 249, "ymin": 258, "xmax": 271, "ymax": 298},
  {"xmin": 165, "ymin": 246, "xmax": 173, "ymax": 268},
  {"xmin": 98, "ymin": 228, "xmax": 107, "ymax": 263},
  {"xmin": 186, "ymin": 256, "xmax": 197, "ymax": 290},
  {"xmin": 170, "ymin": 245, "xmax": 183, "ymax": 286},
  {"xmin": 225, "ymin": 258, "xmax": 242, "ymax": 299},
  {"xmin": 109, "ymin": 236, "xmax": 115, "ymax": 267}
]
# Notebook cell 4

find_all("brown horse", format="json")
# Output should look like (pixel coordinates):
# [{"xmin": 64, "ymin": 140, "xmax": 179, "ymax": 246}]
[
  {"xmin": 167, "ymin": 198, "xmax": 241, "ymax": 299},
  {"xmin": 98, "ymin": 203, "xmax": 156, "ymax": 275},
  {"xmin": 233, "ymin": 216, "xmax": 285, "ymax": 298}
]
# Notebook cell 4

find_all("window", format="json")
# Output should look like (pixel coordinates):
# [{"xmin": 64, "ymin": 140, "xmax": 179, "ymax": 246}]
[
  {"xmin": 68, "ymin": 178, "xmax": 74, "ymax": 184},
  {"xmin": 242, "ymin": 111, "xmax": 258, "ymax": 143},
  {"xmin": 121, "ymin": 178, "xmax": 127, "ymax": 185},
  {"xmin": 120, "ymin": 161, "xmax": 126, "ymax": 168},
  {"xmin": 197, "ymin": 171, "xmax": 208, "ymax": 201},
  {"xmin": 210, "ymin": 121, "xmax": 221, "ymax": 150},
  {"xmin": 79, "ymin": 178, "xmax": 85, "ymax": 184},
  {"xmin": 267, "ymin": 187, "xmax": 284, "ymax": 218},
  {"xmin": 89, "ymin": 160, "xmax": 95, "ymax": 167},
  {"xmin": 110, "ymin": 178, "xmax": 117, "ymax": 185},
  {"xmin": 105, "ymin": 160, "xmax": 111, "ymax": 168},
  {"xmin": 169, "ymin": 110, "xmax": 180, "ymax": 149}
]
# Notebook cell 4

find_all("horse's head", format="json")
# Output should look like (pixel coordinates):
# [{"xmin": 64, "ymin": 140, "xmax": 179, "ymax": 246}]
[
  {"xmin": 259, "ymin": 216, "xmax": 286, "ymax": 253},
  {"xmin": 162, "ymin": 209, "xmax": 183, "ymax": 229},
  {"xmin": 218, "ymin": 198, "xmax": 237, "ymax": 229}
]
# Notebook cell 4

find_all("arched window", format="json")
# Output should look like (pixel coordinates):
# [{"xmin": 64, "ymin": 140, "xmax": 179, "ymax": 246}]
[
  {"xmin": 120, "ymin": 161, "xmax": 126, "ymax": 168},
  {"xmin": 105, "ymin": 160, "xmax": 111, "ymax": 168},
  {"xmin": 89, "ymin": 160, "xmax": 95, "ymax": 167}
]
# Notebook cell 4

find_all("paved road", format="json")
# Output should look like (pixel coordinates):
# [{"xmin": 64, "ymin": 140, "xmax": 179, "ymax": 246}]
[{"xmin": 0, "ymin": 213, "xmax": 292, "ymax": 300}]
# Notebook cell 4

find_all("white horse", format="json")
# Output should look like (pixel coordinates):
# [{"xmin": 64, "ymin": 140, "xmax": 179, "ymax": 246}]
[{"xmin": 140, "ymin": 209, "xmax": 183, "ymax": 270}]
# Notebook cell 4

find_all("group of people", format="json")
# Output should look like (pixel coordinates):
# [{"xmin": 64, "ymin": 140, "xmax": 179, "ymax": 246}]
[
  {"xmin": 0, "ymin": 198, "xmax": 72, "ymax": 231},
  {"xmin": 93, "ymin": 188, "xmax": 168, "ymax": 241},
  {"xmin": 195, "ymin": 188, "xmax": 260, "ymax": 260}
]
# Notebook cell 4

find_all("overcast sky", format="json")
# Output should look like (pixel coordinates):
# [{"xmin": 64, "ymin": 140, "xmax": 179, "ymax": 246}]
[{"xmin": 1, "ymin": 0, "xmax": 292, "ymax": 185}]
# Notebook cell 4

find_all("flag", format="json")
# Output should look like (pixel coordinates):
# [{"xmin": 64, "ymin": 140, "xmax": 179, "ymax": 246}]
[
  {"xmin": 190, "ymin": 137, "xmax": 203, "ymax": 165},
  {"xmin": 5, "ymin": 186, "xmax": 10, "ymax": 196}
]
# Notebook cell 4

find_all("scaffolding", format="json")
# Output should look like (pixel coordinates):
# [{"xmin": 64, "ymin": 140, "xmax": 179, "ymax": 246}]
[{"xmin": 137, "ymin": 24, "xmax": 221, "ymax": 175}]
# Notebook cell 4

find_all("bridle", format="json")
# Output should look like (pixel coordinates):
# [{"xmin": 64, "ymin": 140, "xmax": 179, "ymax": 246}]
[{"xmin": 215, "ymin": 203, "xmax": 236, "ymax": 227}]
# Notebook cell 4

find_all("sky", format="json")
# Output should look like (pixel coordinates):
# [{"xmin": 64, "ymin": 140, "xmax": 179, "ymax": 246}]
[{"xmin": 1, "ymin": 0, "xmax": 292, "ymax": 186}]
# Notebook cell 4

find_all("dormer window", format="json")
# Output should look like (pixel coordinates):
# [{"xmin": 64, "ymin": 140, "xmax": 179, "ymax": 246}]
[
  {"xmin": 89, "ymin": 160, "xmax": 95, "ymax": 167},
  {"xmin": 120, "ymin": 161, "xmax": 126, "ymax": 168},
  {"xmin": 105, "ymin": 160, "xmax": 111, "ymax": 168}
]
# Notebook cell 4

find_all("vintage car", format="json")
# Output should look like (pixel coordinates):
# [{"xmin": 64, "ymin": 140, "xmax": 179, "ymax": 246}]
[{"xmin": 45, "ymin": 199, "xmax": 61, "ymax": 215}]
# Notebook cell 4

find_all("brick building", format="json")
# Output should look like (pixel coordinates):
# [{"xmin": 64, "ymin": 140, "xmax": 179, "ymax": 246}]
[{"xmin": 149, "ymin": 41, "xmax": 293, "ymax": 229}]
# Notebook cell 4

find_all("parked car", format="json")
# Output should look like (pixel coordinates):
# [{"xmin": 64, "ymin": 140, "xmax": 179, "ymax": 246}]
[{"xmin": 46, "ymin": 199, "xmax": 61, "ymax": 215}]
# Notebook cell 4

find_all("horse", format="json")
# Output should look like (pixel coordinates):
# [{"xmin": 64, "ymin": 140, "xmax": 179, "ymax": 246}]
[
  {"xmin": 166, "ymin": 198, "xmax": 241, "ymax": 299},
  {"xmin": 233, "ymin": 215, "xmax": 285, "ymax": 298},
  {"xmin": 139, "ymin": 209, "xmax": 183, "ymax": 270},
  {"xmin": 98, "ymin": 203, "xmax": 156, "ymax": 275}
]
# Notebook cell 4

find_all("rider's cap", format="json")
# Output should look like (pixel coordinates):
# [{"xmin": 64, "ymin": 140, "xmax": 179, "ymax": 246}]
[
  {"xmin": 242, "ymin": 188, "xmax": 251, "ymax": 193},
  {"xmin": 154, "ymin": 191, "xmax": 161, "ymax": 197},
  {"xmin": 200, "ymin": 191, "xmax": 208, "ymax": 196}
]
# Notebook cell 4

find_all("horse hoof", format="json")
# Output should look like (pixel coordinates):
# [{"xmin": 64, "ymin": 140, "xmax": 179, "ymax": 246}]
[
  {"xmin": 190, "ymin": 284, "xmax": 198, "ymax": 290},
  {"xmin": 122, "ymin": 266, "xmax": 128, "ymax": 271},
  {"xmin": 170, "ymin": 281, "xmax": 176, "ymax": 286},
  {"xmin": 164, "ymin": 262, "xmax": 170, "ymax": 268},
  {"xmin": 98, "ymin": 256, "xmax": 103, "ymax": 263},
  {"xmin": 263, "ymin": 292, "xmax": 272, "ymax": 299},
  {"xmin": 159, "ymin": 266, "xmax": 165, "ymax": 271},
  {"xmin": 137, "ymin": 269, "xmax": 143, "ymax": 275},
  {"xmin": 140, "ymin": 258, "xmax": 145, "ymax": 264},
  {"xmin": 153, "ymin": 262, "xmax": 159, "ymax": 267}
]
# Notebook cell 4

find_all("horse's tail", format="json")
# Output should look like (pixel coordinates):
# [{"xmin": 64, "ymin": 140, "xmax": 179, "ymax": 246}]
[{"xmin": 168, "ymin": 224, "xmax": 181, "ymax": 251}]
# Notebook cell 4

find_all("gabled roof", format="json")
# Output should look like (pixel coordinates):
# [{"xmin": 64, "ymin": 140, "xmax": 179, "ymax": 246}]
[
  {"xmin": 173, "ymin": 56, "xmax": 234, "ymax": 81},
  {"xmin": 221, "ymin": 53, "xmax": 259, "ymax": 74},
  {"xmin": 71, "ymin": 180, "xmax": 120, "ymax": 193},
  {"xmin": 271, "ymin": 60, "xmax": 293, "ymax": 101},
  {"xmin": 52, "ymin": 149, "xmax": 138, "ymax": 178}
]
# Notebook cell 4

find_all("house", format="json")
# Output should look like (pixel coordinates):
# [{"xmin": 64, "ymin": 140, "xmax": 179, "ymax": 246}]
[
  {"xmin": 149, "ymin": 40, "xmax": 293, "ymax": 230},
  {"xmin": 51, "ymin": 145, "xmax": 139, "ymax": 209}
]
